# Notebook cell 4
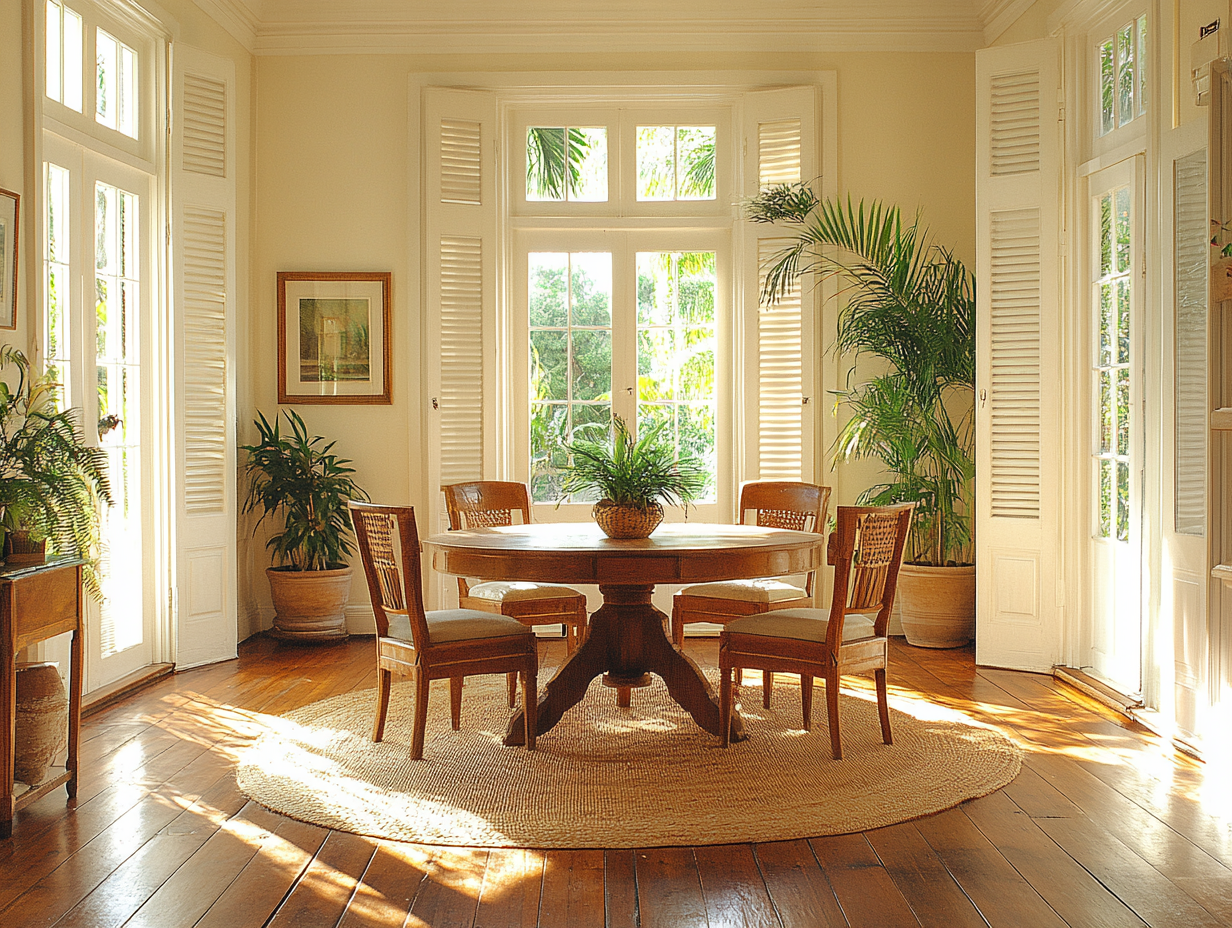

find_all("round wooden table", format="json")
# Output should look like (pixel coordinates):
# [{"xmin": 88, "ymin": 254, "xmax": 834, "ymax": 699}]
[{"xmin": 424, "ymin": 522, "xmax": 825, "ymax": 745}]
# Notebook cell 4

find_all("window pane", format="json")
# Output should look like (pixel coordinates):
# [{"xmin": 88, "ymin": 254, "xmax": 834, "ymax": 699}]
[
  {"xmin": 1099, "ymin": 370, "xmax": 1113, "ymax": 453},
  {"xmin": 526, "ymin": 127, "xmax": 605, "ymax": 202},
  {"xmin": 1117, "ymin": 24, "xmax": 1134, "ymax": 128},
  {"xmin": 1100, "ymin": 193, "xmax": 1112, "ymax": 277},
  {"xmin": 570, "ymin": 128, "xmax": 607, "ymax": 202},
  {"xmin": 526, "ymin": 127, "xmax": 566, "ymax": 201},
  {"xmin": 570, "ymin": 252, "xmax": 611, "ymax": 326},
  {"xmin": 45, "ymin": 162, "xmax": 72, "ymax": 409},
  {"xmin": 1099, "ymin": 458, "xmax": 1113, "ymax": 538},
  {"xmin": 529, "ymin": 403, "xmax": 568, "ymax": 502},
  {"xmin": 63, "ymin": 5, "xmax": 82, "ymax": 112},
  {"xmin": 635, "ymin": 251, "xmax": 718, "ymax": 502},
  {"xmin": 1116, "ymin": 460, "xmax": 1129, "ymax": 541},
  {"xmin": 571, "ymin": 329, "xmax": 611, "ymax": 401},
  {"xmin": 1100, "ymin": 38, "xmax": 1115, "ymax": 135},
  {"xmin": 1099, "ymin": 282, "xmax": 1114, "ymax": 365},
  {"xmin": 528, "ymin": 252, "xmax": 567, "ymax": 326},
  {"xmin": 46, "ymin": 1, "xmax": 62, "ymax": 103},
  {"xmin": 636, "ymin": 126, "xmax": 675, "ymax": 200},
  {"xmin": 1116, "ymin": 367, "xmax": 1130, "ymax": 457},
  {"xmin": 1136, "ymin": 15, "xmax": 1148, "ymax": 116},
  {"xmin": 530, "ymin": 330, "xmax": 567, "ymax": 401},
  {"xmin": 1115, "ymin": 186, "xmax": 1131, "ymax": 273},
  {"xmin": 120, "ymin": 43, "xmax": 136, "ymax": 137},
  {"xmin": 96, "ymin": 30, "xmax": 117, "ymax": 128},
  {"xmin": 1116, "ymin": 278, "xmax": 1130, "ymax": 364},
  {"xmin": 677, "ymin": 127, "xmax": 716, "ymax": 199}
]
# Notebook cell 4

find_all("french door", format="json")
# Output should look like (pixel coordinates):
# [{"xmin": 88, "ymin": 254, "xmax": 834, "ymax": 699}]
[
  {"xmin": 511, "ymin": 230, "xmax": 731, "ymax": 525},
  {"xmin": 1087, "ymin": 159, "xmax": 1143, "ymax": 696},
  {"xmin": 43, "ymin": 133, "xmax": 158, "ymax": 690}
]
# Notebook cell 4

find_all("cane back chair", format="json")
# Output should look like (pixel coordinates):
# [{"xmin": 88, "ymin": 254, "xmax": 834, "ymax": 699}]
[
  {"xmin": 719, "ymin": 503, "xmax": 913, "ymax": 760},
  {"xmin": 348, "ymin": 501, "xmax": 538, "ymax": 759},
  {"xmin": 671, "ymin": 481, "xmax": 830, "ymax": 703},
  {"xmin": 443, "ymin": 481, "xmax": 589, "ymax": 706}
]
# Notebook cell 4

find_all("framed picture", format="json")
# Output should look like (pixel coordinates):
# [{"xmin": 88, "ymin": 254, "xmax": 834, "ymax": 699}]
[
  {"xmin": 0, "ymin": 187, "xmax": 19, "ymax": 331},
  {"xmin": 277, "ymin": 271, "xmax": 392, "ymax": 405}
]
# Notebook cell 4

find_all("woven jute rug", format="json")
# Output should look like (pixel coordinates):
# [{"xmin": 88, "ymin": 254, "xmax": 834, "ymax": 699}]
[{"xmin": 237, "ymin": 671, "xmax": 1021, "ymax": 848}]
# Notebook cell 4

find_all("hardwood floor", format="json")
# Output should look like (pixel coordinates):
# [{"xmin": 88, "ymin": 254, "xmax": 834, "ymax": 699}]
[{"xmin": 2, "ymin": 634, "xmax": 1229, "ymax": 928}]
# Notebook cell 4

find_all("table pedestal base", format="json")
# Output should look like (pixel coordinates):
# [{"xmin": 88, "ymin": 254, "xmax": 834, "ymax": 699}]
[{"xmin": 504, "ymin": 584, "xmax": 746, "ymax": 745}]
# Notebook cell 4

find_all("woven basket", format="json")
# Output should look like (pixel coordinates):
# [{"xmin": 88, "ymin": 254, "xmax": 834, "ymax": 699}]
[
  {"xmin": 4, "ymin": 531, "xmax": 47, "ymax": 567},
  {"xmin": 592, "ymin": 500, "xmax": 663, "ymax": 539}
]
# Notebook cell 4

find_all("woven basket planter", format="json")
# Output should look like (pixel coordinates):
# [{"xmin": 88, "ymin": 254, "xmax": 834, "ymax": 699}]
[
  {"xmin": 4, "ymin": 531, "xmax": 47, "ymax": 567},
  {"xmin": 592, "ymin": 500, "xmax": 663, "ymax": 539}
]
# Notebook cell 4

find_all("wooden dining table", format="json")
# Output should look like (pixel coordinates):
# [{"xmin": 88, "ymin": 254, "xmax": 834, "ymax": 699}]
[{"xmin": 424, "ymin": 521, "xmax": 825, "ymax": 745}]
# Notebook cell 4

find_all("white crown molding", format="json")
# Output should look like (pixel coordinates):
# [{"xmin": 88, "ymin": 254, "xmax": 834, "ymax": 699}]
[
  {"xmin": 1046, "ymin": 0, "xmax": 1136, "ymax": 35},
  {"xmin": 191, "ymin": 0, "xmax": 259, "ymax": 51},
  {"xmin": 981, "ymin": 0, "xmax": 1037, "ymax": 44},
  {"xmin": 250, "ymin": 18, "xmax": 987, "ymax": 56}
]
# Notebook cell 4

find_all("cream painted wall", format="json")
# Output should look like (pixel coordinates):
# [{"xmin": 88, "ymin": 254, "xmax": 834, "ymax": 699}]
[{"xmin": 248, "ymin": 50, "xmax": 975, "ymax": 631}]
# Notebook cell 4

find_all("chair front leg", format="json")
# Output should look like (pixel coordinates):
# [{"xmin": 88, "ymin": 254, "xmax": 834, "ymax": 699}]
[
  {"xmin": 762, "ymin": 671, "xmax": 774, "ymax": 708},
  {"xmin": 450, "ymin": 676, "xmax": 463, "ymax": 730},
  {"xmin": 875, "ymin": 667, "xmax": 893, "ymax": 745},
  {"xmin": 522, "ymin": 665, "xmax": 537, "ymax": 751},
  {"xmin": 800, "ymin": 674, "xmax": 813, "ymax": 730},
  {"xmin": 506, "ymin": 671, "xmax": 518, "ymax": 708},
  {"xmin": 372, "ymin": 665, "xmax": 392, "ymax": 742},
  {"xmin": 410, "ymin": 668, "xmax": 431, "ymax": 761},
  {"xmin": 825, "ymin": 665, "xmax": 842, "ymax": 760},
  {"xmin": 671, "ymin": 600, "xmax": 685, "ymax": 648}
]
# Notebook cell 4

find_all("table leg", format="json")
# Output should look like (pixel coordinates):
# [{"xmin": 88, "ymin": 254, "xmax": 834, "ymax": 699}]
[{"xmin": 504, "ymin": 584, "xmax": 745, "ymax": 745}]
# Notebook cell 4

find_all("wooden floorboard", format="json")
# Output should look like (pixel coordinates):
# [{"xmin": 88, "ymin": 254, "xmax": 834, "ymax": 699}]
[{"xmin": 0, "ymin": 634, "xmax": 1227, "ymax": 928}]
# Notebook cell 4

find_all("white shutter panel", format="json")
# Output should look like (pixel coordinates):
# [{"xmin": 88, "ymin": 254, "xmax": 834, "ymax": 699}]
[
  {"xmin": 424, "ymin": 88, "xmax": 498, "ymax": 592},
  {"xmin": 171, "ymin": 45, "xmax": 237, "ymax": 668},
  {"xmin": 976, "ymin": 39, "xmax": 1061, "ymax": 671},
  {"xmin": 742, "ymin": 87, "xmax": 817, "ymax": 483}
]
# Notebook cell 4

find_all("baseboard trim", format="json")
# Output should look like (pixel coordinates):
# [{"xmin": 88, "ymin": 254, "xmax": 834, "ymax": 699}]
[
  {"xmin": 1052, "ymin": 666, "xmax": 1143, "ymax": 714},
  {"xmin": 83, "ymin": 663, "xmax": 175, "ymax": 717}
]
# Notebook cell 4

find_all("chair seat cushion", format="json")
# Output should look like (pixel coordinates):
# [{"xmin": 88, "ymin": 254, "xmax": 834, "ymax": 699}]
[
  {"xmin": 386, "ymin": 608, "xmax": 532, "ymax": 645},
  {"xmin": 468, "ymin": 581, "xmax": 582, "ymax": 603},
  {"xmin": 678, "ymin": 578, "xmax": 807, "ymax": 603},
  {"xmin": 725, "ymin": 608, "xmax": 877, "ymax": 643}
]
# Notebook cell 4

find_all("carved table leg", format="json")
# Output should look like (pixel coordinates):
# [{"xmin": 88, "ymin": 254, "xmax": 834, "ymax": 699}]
[{"xmin": 504, "ymin": 584, "xmax": 745, "ymax": 745}]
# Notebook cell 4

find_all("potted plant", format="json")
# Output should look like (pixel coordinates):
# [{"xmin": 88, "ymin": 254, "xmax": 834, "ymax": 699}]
[
  {"xmin": 560, "ymin": 416, "xmax": 707, "ymax": 538},
  {"xmin": 745, "ymin": 190, "xmax": 976, "ymax": 647},
  {"xmin": 242, "ymin": 409, "xmax": 369, "ymax": 640},
  {"xmin": 0, "ymin": 346, "xmax": 111, "ymax": 597}
]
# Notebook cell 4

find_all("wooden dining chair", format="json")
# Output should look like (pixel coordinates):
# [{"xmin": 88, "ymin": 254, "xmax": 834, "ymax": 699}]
[
  {"xmin": 671, "ymin": 481, "xmax": 830, "ymax": 703},
  {"xmin": 348, "ymin": 501, "xmax": 538, "ymax": 759},
  {"xmin": 443, "ymin": 481, "xmax": 589, "ymax": 707},
  {"xmin": 719, "ymin": 503, "xmax": 913, "ymax": 760}
]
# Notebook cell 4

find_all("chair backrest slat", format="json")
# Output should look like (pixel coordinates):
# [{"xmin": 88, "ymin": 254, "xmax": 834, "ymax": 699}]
[
  {"xmin": 443, "ymin": 481, "xmax": 531, "ymax": 530},
  {"xmin": 349, "ymin": 501, "xmax": 431, "ymax": 650}
]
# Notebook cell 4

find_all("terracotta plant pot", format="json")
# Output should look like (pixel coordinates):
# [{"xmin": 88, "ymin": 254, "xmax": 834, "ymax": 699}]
[
  {"xmin": 592, "ymin": 500, "xmax": 663, "ymax": 539},
  {"xmin": 266, "ymin": 565, "xmax": 353, "ymax": 640},
  {"xmin": 896, "ymin": 563, "xmax": 976, "ymax": 648},
  {"xmin": 14, "ymin": 662, "xmax": 68, "ymax": 785}
]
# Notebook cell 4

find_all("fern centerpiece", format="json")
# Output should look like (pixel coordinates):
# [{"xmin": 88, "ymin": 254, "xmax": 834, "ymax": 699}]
[{"xmin": 561, "ymin": 417, "xmax": 707, "ymax": 539}]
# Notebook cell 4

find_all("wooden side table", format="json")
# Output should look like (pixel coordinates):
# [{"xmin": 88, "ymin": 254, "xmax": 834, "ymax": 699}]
[{"xmin": 0, "ymin": 559, "xmax": 83, "ymax": 838}]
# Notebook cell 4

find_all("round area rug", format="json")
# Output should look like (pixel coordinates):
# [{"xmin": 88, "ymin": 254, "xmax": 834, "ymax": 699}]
[{"xmin": 237, "ymin": 672, "xmax": 1021, "ymax": 848}]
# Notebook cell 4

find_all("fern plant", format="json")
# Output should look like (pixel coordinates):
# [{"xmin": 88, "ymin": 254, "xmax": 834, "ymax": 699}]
[
  {"xmin": 745, "ymin": 188, "xmax": 975, "ymax": 566},
  {"xmin": 560, "ymin": 416, "xmax": 707, "ymax": 510},
  {"xmin": 0, "ymin": 346, "xmax": 112, "ymax": 596},
  {"xmin": 241, "ymin": 410, "xmax": 369, "ymax": 571}
]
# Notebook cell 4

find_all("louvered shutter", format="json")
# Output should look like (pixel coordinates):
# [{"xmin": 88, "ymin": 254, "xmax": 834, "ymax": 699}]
[
  {"xmin": 742, "ymin": 87, "xmax": 818, "ymax": 483},
  {"xmin": 975, "ymin": 39, "xmax": 1061, "ymax": 671},
  {"xmin": 424, "ymin": 89, "xmax": 498, "ymax": 604},
  {"xmin": 171, "ymin": 45, "xmax": 237, "ymax": 668}
]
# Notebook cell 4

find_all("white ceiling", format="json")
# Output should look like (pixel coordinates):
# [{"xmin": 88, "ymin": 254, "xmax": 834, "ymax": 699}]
[{"xmin": 195, "ymin": 0, "xmax": 1038, "ymax": 55}]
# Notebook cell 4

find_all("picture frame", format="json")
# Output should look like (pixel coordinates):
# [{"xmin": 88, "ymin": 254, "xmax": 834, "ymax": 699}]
[
  {"xmin": 0, "ymin": 187, "xmax": 19, "ymax": 331},
  {"xmin": 277, "ymin": 271, "xmax": 392, "ymax": 405}
]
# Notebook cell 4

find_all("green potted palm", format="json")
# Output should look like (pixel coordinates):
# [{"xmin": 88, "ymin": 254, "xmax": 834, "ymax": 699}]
[
  {"xmin": 561, "ymin": 416, "xmax": 707, "ymax": 538},
  {"xmin": 746, "ymin": 190, "xmax": 975, "ymax": 647},
  {"xmin": 242, "ymin": 409, "xmax": 369, "ymax": 640},
  {"xmin": 0, "ymin": 346, "xmax": 111, "ymax": 597}
]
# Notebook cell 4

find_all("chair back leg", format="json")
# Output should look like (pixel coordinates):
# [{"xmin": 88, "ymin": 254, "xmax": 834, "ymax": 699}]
[
  {"xmin": 762, "ymin": 671, "xmax": 774, "ymax": 708},
  {"xmin": 825, "ymin": 666, "xmax": 842, "ymax": 760},
  {"xmin": 720, "ymin": 667, "xmax": 734, "ymax": 748},
  {"xmin": 507, "ymin": 671, "xmax": 518, "ymax": 708},
  {"xmin": 521, "ymin": 668, "xmax": 537, "ymax": 751}
]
